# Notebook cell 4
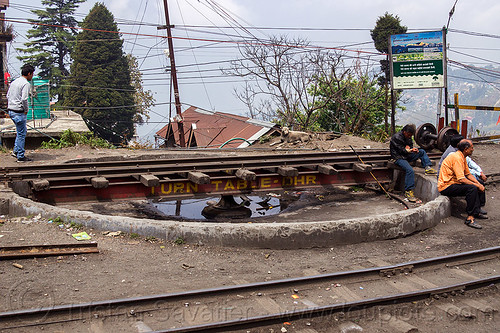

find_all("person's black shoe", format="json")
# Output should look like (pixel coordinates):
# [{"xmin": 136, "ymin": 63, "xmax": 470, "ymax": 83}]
[
  {"xmin": 11, "ymin": 151, "xmax": 17, "ymax": 158},
  {"xmin": 475, "ymin": 213, "xmax": 488, "ymax": 220},
  {"xmin": 17, "ymin": 156, "xmax": 33, "ymax": 163},
  {"xmin": 479, "ymin": 208, "xmax": 488, "ymax": 215}
]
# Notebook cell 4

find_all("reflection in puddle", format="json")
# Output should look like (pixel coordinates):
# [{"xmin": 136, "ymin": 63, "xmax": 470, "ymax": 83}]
[{"xmin": 148, "ymin": 195, "xmax": 283, "ymax": 220}]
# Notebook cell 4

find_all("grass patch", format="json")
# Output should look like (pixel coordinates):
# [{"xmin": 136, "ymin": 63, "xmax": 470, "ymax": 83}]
[
  {"xmin": 350, "ymin": 186, "xmax": 365, "ymax": 192},
  {"xmin": 174, "ymin": 237, "xmax": 185, "ymax": 245},
  {"xmin": 41, "ymin": 129, "xmax": 114, "ymax": 149}
]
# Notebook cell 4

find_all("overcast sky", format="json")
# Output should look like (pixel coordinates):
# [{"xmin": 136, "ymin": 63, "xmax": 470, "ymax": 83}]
[{"xmin": 6, "ymin": 0, "xmax": 500, "ymax": 141}]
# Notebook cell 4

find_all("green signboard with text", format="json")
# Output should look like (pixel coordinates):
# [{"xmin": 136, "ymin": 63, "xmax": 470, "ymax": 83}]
[{"xmin": 390, "ymin": 30, "xmax": 445, "ymax": 89}]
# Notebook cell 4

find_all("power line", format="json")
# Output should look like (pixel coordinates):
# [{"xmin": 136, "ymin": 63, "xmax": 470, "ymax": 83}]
[
  {"xmin": 176, "ymin": 0, "xmax": 214, "ymax": 110},
  {"xmin": 449, "ymin": 28, "xmax": 500, "ymax": 39},
  {"xmin": 449, "ymin": 60, "xmax": 500, "ymax": 93},
  {"xmin": 2, "ymin": 17, "xmax": 385, "ymax": 57},
  {"xmin": 448, "ymin": 49, "xmax": 500, "ymax": 66}
]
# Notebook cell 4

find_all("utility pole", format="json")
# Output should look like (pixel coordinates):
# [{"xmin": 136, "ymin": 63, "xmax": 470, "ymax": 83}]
[
  {"xmin": 158, "ymin": 0, "xmax": 185, "ymax": 147},
  {"xmin": 0, "ymin": 1, "xmax": 13, "ymax": 118}
]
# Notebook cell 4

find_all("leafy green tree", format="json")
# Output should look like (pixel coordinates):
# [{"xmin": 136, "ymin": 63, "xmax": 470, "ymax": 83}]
[
  {"xmin": 126, "ymin": 54, "xmax": 154, "ymax": 124},
  {"xmin": 17, "ymin": 0, "xmax": 85, "ymax": 102},
  {"xmin": 370, "ymin": 12, "xmax": 407, "ymax": 133},
  {"xmin": 314, "ymin": 69, "xmax": 386, "ymax": 138},
  {"xmin": 64, "ymin": 3, "xmax": 135, "ymax": 144}
]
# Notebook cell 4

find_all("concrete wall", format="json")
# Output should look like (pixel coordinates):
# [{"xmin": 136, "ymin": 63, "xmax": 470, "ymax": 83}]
[{"xmin": 2, "ymin": 173, "xmax": 451, "ymax": 249}]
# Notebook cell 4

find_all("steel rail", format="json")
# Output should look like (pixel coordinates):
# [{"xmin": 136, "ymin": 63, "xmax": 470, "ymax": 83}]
[
  {"xmin": 42, "ymin": 166, "xmax": 389, "ymax": 187},
  {"xmin": 0, "ymin": 243, "xmax": 99, "ymax": 260},
  {"xmin": 1, "ymin": 150, "xmax": 390, "ymax": 175},
  {"xmin": 0, "ymin": 245, "xmax": 498, "ymax": 321},
  {"xmin": 32, "ymin": 166, "xmax": 391, "ymax": 191},
  {"xmin": 2, "ymin": 149, "xmax": 389, "ymax": 169},
  {"xmin": 7, "ymin": 159, "xmax": 394, "ymax": 185},
  {"xmin": 3, "ymin": 155, "xmax": 393, "ymax": 182},
  {"xmin": 157, "ymin": 275, "xmax": 500, "ymax": 333},
  {"xmin": 1, "ymin": 151, "xmax": 442, "ymax": 182}
]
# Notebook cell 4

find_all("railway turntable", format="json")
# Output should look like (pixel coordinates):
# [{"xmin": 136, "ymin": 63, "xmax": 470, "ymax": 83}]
[{"xmin": 1, "ymin": 148, "xmax": 449, "ymax": 248}]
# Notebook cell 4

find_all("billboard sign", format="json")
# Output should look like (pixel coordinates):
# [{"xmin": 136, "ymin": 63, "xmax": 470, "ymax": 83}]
[{"xmin": 390, "ymin": 30, "xmax": 445, "ymax": 89}]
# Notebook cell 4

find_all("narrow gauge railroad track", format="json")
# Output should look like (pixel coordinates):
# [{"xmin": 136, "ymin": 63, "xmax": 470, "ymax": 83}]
[
  {"xmin": 0, "ymin": 243, "xmax": 99, "ymax": 260},
  {"xmin": 1, "ymin": 246, "xmax": 498, "ymax": 332},
  {"xmin": 0, "ymin": 150, "xmax": 442, "ymax": 203}
]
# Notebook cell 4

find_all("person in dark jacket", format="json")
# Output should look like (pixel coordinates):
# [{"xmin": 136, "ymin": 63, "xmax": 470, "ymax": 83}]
[{"xmin": 390, "ymin": 124, "xmax": 436, "ymax": 202}]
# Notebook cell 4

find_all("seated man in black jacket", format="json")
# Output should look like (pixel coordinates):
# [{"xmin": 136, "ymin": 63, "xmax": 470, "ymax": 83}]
[{"xmin": 390, "ymin": 124, "xmax": 437, "ymax": 202}]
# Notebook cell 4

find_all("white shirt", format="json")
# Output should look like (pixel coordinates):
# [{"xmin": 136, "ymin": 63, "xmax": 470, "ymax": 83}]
[{"xmin": 7, "ymin": 76, "xmax": 31, "ymax": 112}]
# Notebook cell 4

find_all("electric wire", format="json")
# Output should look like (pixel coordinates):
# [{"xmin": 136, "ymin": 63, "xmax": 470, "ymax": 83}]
[
  {"xmin": 6, "ymin": 1, "xmax": 500, "ymax": 135},
  {"xmin": 175, "ymin": 0, "xmax": 214, "ymax": 110},
  {"xmin": 128, "ymin": 0, "xmax": 148, "ymax": 54},
  {"xmin": 448, "ymin": 49, "xmax": 500, "ymax": 67}
]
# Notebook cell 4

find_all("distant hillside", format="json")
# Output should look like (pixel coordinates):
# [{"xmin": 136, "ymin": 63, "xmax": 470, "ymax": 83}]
[{"xmin": 397, "ymin": 65, "xmax": 500, "ymax": 136}]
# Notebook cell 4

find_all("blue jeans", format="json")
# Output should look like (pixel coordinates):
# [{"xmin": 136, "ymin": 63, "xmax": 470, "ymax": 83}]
[
  {"xmin": 9, "ymin": 111, "xmax": 27, "ymax": 159},
  {"xmin": 395, "ymin": 149, "xmax": 432, "ymax": 191}
]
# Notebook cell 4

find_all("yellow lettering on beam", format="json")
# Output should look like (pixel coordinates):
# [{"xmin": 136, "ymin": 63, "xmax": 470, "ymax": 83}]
[
  {"xmin": 306, "ymin": 175, "xmax": 317, "ymax": 185},
  {"xmin": 212, "ymin": 180, "xmax": 223, "ymax": 191},
  {"xmin": 161, "ymin": 183, "xmax": 172, "ymax": 194},
  {"xmin": 173, "ymin": 183, "xmax": 184, "ymax": 193},
  {"xmin": 261, "ymin": 177, "xmax": 271, "ymax": 188},
  {"xmin": 224, "ymin": 180, "xmax": 235, "ymax": 191},
  {"xmin": 187, "ymin": 182, "xmax": 198, "ymax": 193},
  {"xmin": 294, "ymin": 176, "xmax": 305, "ymax": 186},
  {"xmin": 237, "ymin": 179, "xmax": 247, "ymax": 189}
]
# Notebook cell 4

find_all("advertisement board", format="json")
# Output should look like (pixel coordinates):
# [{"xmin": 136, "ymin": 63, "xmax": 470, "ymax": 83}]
[{"xmin": 390, "ymin": 30, "xmax": 445, "ymax": 89}]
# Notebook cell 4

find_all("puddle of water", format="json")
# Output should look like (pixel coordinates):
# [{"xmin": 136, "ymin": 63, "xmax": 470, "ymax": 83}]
[{"xmin": 148, "ymin": 195, "xmax": 282, "ymax": 220}]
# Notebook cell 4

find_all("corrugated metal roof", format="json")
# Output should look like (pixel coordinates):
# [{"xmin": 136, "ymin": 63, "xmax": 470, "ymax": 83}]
[{"xmin": 156, "ymin": 106, "xmax": 277, "ymax": 148}]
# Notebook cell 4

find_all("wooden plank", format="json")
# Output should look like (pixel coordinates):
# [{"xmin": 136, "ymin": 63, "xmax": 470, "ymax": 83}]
[
  {"xmin": 277, "ymin": 166, "xmax": 299, "ymax": 177},
  {"xmin": 387, "ymin": 317, "xmax": 418, "ymax": 333},
  {"xmin": 462, "ymin": 299, "xmax": 498, "ymax": 314},
  {"xmin": 139, "ymin": 174, "xmax": 160, "ymax": 187},
  {"xmin": 235, "ymin": 168, "xmax": 257, "ymax": 181},
  {"xmin": 31, "ymin": 179, "xmax": 50, "ymax": 191},
  {"xmin": 317, "ymin": 164, "xmax": 338, "ymax": 175},
  {"xmin": 353, "ymin": 162, "xmax": 373, "ymax": 173},
  {"xmin": 91, "ymin": 177, "xmax": 109, "ymax": 189},
  {"xmin": 187, "ymin": 171, "xmax": 210, "ymax": 184}
]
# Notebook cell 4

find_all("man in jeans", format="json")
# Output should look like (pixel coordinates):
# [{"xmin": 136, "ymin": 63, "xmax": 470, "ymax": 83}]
[
  {"xmin": 7, "ymin": 64, "xmax": 34, "ymax": 162},
  {"xmin": 390, "ymin": 124, "xmax": 437, "ymax": 202}
]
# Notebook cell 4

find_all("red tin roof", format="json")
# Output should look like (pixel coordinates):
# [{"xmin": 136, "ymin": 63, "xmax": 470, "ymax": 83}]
[{"xmin": 156, "ymin": 106, "xmax": 277, "ymax": 148}]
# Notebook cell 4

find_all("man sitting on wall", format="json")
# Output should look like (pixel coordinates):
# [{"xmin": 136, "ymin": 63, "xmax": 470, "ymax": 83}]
[
  {"xmin": 438, "ymin": 139, "xmax": 487, "ymax": 229},
  {"xmin": 390, "ymin": 124, "xmax": 437, "ymax": 202}
]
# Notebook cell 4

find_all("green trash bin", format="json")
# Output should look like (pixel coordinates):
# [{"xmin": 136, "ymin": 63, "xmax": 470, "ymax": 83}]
[{"xmin": 28, "ymin": 77, "xmax": 50, "ymax": 120}]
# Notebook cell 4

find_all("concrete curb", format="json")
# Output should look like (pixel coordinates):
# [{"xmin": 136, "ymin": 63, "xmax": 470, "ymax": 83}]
[{"xmin": 4, "ymin": 173, "xmax": 451, "ymax": 249}]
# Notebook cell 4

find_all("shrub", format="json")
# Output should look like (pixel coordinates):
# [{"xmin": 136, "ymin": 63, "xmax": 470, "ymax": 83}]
[{"xmin": 41, "ymin": 129, "xmax": 115, "ymax": 149}]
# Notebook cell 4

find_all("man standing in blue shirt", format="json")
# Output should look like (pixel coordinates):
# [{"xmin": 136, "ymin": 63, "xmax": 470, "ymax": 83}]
[{"xmin": 7, "ymin": 64, "xmax": 34, "ymax": 162}]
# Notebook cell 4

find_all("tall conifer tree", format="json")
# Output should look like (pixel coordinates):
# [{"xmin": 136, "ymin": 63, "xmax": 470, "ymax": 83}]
[
  {"xmin": 370, "ymin": 13, "xmax": 407, "ymax": 134},
  {"xmin": 65, "ymin": 3, "xmax": 135, "ymax": 144},
  {"xmin": 17, "ymin": 0, "xmax": 84, "ymax": 102}
]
